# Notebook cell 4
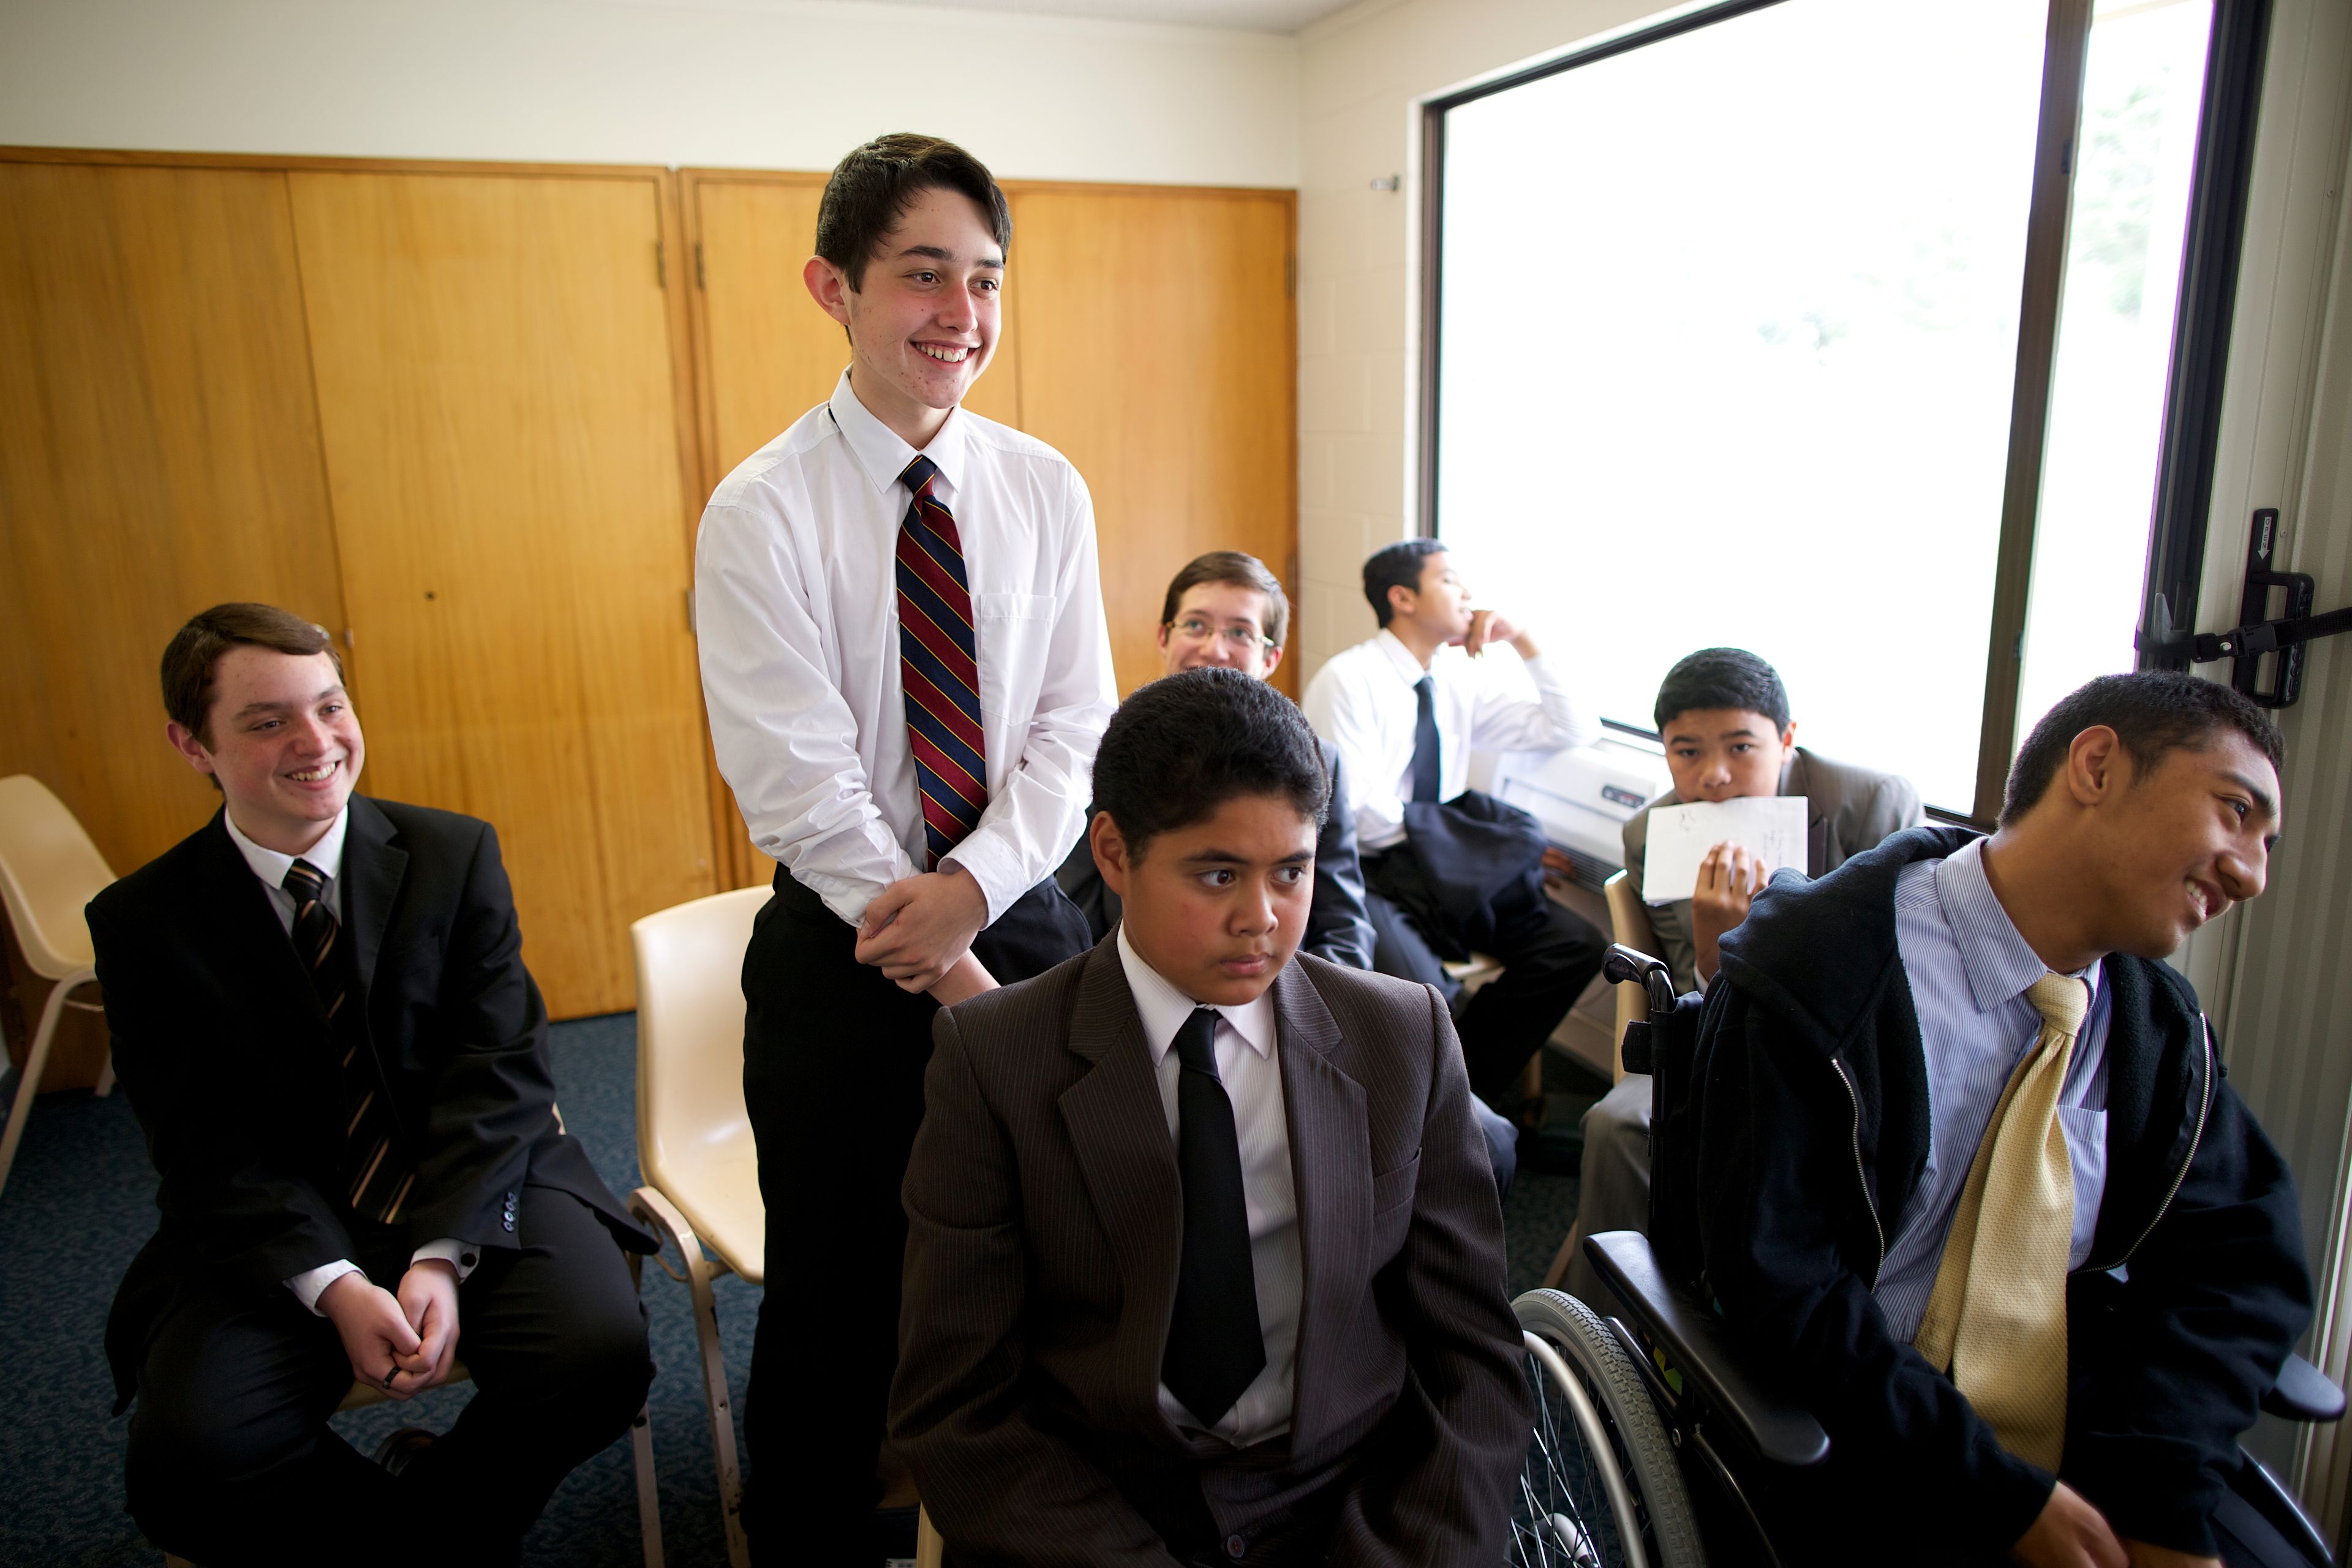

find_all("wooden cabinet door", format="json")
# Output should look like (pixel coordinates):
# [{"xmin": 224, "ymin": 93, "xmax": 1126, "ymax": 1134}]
[
  {"xmin": 1006, "ymin": 186, "xmax": 1298, "ymax": 698},
  {"xmin": 288, "ymin": 170, "xmax": 712, "ymax": 1017},
  {"xmin": 0, "ymin": 162, "xmax": 347, "ymax": 879}
]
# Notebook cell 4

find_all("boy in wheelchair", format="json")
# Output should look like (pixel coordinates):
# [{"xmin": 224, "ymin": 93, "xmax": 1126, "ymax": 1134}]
[{"xmin": 1654, "ymin": 673, "xmax": 2312, "ymax": 1566}]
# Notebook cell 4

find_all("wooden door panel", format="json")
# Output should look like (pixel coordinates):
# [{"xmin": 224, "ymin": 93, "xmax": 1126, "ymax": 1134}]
[
  {"xmin": 0, "ymin": 162, "xmax": 346, "ymax": 877},
  {"xmin": 289, "ymin": 171, "xmax": 712, "ymax": 1016},
  {"xmin": 1007, "ymin": 188, "xmax": 1297, "ymax": 698}
]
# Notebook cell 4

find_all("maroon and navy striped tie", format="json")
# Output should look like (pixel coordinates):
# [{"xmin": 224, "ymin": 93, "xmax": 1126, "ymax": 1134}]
[{"xmin": 895, "ymin": 455, "xmax": 987, "ymax": 867}]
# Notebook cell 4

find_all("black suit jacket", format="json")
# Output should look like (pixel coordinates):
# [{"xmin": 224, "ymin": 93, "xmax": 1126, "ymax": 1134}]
[
  {"xmin": 1057, "ymin": 738, "xmax": 1377, "ymax": 970},
  {"xmin": 92, "ymin": 796, "xmax": 651, "ymax": 1406},
  {"xmin": 891, "ymin": 943, "xmax": 1531, "ymax": 1566}
]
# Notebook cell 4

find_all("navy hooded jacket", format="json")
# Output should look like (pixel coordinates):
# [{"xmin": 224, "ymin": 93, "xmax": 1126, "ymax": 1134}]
[{"xmin": 1688, "ymin": 826, "xmax": 2309, "ymax": 1558}]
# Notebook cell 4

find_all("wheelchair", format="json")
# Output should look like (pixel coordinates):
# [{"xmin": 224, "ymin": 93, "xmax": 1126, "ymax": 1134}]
[{"xmin": 1507, "ymin": 944, "xmax": 2346, "ymax": 1568}]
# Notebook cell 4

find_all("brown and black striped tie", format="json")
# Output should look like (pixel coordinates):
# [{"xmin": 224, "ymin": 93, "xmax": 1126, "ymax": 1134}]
[{"xmin": 283, "ymin": 859, "xmax": 414, "ymax": 1224}]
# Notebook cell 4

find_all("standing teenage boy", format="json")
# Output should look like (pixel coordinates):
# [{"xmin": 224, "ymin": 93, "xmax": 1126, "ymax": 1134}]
[
  {"xmin": 894, "ymin": 669, "xmax": 1531, "ymax": 1565},
  {"xmin": 1303, "ymin": 538, "xmax": 1608, "ymax": 1102},
  {"xmin": 1560, "ymin": 646, "xmax": 1920, "ymax": 1303},
  {"xmin": 695, "ymin": 134, "xmax": 1115, "ymax": 1562},
  {"xmin": 94, "ymin": 605, "xmax": 654, "ymax": 1567},
  {"xmin": 1690, "ymin": 673, "xmax": 2307, "ymax": 1564}
]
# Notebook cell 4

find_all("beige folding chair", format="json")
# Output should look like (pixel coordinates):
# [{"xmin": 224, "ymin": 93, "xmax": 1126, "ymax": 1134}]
[
  {"xmin": 1602, "ymin": 870, "xmax": 1659, "ymax": 1084},
  {"xmin": 0, "ymin": 775, "xmax": 116, "ymax": 1199},
  {"xmin": 162, "ymin": 1351, "xmax": 663, "ymax": 1567},
  {"xmin": 1543, "ymin": 869, "xmax": 1661, "ymax": 1291},
  {"xmin": 628, "ymin": 886, "xmax": 942, "ymax": 1568}
]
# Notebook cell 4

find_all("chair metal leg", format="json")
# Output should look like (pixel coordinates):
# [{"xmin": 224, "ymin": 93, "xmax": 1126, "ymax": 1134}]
[
  {"xmin": 633, "ymin": 1185, "xmax": 749, "ymax": 1568},
  {"xmin": 1543, "ymin": 1221, "xmax": 1583, "ymax": 1292},
  {"xmin": 631, "ymin": 1399, "xmax": 665, "ymax": 1567},
  {"xmin": 94, "ymin": 1047, "xmax": 115, "ymax": 1098},
  {"xmin": 0, "ymin": 967, "xmax": 91, "ymax": 1199}
]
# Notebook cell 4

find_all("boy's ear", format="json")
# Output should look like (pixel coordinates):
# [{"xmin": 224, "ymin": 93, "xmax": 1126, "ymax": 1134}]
[
  {"xmin": 802, "ymin": 254, "xmax": 854, "ymax": 327},
  {"xmin": 1090, "ymin": 811, "xmax": 1135, "ymax": 898},
  {"xmin": 1386, "ymin": 583, "xmax": 1414, "ymax": 621}
]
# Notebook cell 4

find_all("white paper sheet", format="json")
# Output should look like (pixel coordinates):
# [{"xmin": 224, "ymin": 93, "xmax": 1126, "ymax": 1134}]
[{"xmin": 1640, "ymin": 796, "xmax": 1809, "ymax": 904}]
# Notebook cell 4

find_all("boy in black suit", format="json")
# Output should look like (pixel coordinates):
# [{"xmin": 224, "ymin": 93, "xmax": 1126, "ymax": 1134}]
[{"xmin": 92, "ymin": 603, "xmax": 655, "ymax": 1567}]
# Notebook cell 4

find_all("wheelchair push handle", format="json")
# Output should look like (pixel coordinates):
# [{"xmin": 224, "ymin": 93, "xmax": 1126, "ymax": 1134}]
[{"xmin": 1604, "ymin": 943, "xmax": 1679, "ymax": 1019}]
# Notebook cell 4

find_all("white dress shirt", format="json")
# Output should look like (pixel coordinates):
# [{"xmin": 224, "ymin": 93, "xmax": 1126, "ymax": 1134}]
[
  {"xmin": 1302, "ymin": 628, "xmax": 1596, "ymax": 851},
  {"xmin": 696, "ymin": 369, "xmax": 1117, "ymax": 927},
  {"xmin": 224, "ymin": 808, "xmax": 477, "ymax": 1314},
  {"xmin": 1116, "ymin": 925, "xmax": 1302, "ymax": 1447}
]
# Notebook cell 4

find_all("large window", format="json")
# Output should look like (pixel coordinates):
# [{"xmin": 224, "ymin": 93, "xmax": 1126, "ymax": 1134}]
[{"xmin": 1427, "ymin": 0, "xmax": 2244, "ymax": 818}]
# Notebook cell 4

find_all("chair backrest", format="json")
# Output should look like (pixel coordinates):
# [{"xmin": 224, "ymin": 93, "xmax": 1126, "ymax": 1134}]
[
  {"xmin": 630, "ymin": 886, "xmax": 769, "ymax": 1199},
  {"xmin": 0, "ymin": 775, "xmax": 115, "ymax": 981},
  {"xmin": 1602, "ymin": 870, "xmax": 1659, "ymax": 1081}
]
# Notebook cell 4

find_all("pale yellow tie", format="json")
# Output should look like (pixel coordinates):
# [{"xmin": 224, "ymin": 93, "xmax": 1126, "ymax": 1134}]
[{"xmin": 1912, "ymin": 971, "xmax": 2089, "ymax": 1472}]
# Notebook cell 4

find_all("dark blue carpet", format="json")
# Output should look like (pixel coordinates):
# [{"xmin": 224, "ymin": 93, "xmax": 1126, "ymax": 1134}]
[{"xmin": 0, "ymin": 1014, "xmax": 1575, "ymax": 1565}]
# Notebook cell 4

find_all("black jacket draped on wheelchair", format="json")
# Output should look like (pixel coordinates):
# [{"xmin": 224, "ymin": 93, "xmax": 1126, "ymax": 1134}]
[{"xmin": 1581, "ymin": 826, "xmax": 2329, "ymax": 1566}]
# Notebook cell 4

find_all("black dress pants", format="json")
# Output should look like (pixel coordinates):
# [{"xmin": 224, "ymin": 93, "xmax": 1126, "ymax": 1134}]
[
  {"xmin": 1362, "ymin": 858, "xmax": 1605, "ymax": 1103},
  {"xmin": 124, "ymin": 1186, "xmax": 653, "ymax": 1568},
  {"xmin": 739, "ymin": 869, "xmax": 1091, "ymax": 1566}
]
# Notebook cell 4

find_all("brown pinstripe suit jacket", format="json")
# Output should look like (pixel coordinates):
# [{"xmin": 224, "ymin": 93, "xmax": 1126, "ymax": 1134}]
[{"xmin": 891, "ymin": 940, "xmax": 1531, "ymax": 1567}]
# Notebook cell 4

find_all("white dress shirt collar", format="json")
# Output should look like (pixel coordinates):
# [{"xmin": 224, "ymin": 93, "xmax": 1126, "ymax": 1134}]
[
  {"xmin": 1116, "ymin": 923, "xmax": 1278, "ymax": 1066},
  {"xmin": 223, "ymin": 804, "xmax": 349, "ymax": 891},
  {"xmin": 1373, "ymin": 626, "xmax": 1431, "ymax": 682},
  {"xmin": 826, "ymin": 368, "xmax": 968, "ymax": 500}
]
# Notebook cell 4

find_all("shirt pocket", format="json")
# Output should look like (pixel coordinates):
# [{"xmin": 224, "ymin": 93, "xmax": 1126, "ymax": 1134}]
[
  {"xmin": 971, "ymin": 592, "xmax": 1056, "ymax": 722},
  {"xmin": 2058, "ymin": 1106, "xmax": 2108, "ymax": 1270}
]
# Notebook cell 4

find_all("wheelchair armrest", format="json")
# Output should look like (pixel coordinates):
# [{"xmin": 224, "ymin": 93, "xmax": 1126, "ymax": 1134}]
[
  {"xmin": 2262, "ymin": 1352, "xmax": 2345, "ymax": 1423},
  {"xmin": 1585, "ymin": 1230, "xmax": 1831, "ymax": 1469}
]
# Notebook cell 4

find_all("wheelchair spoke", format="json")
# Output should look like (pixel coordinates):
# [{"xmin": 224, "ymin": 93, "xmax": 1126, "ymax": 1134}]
[{"xmin": 1512, "ymin": 1345, "xmax": 1623, "ymax": 1567}]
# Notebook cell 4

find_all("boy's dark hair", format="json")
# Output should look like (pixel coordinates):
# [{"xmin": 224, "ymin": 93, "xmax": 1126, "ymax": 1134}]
[
  {"xmin": 1654, "ymin": 647, "xmax": 1791, "ymax": 733},
  {"xmin": 2001, "ymin": 671, "xmax": 2285, "ymax": 825},
  {"xmin": 815, "ymin": 134, "xmax": 1012, "ymax": 293},
  {"xmin": 1161, "ymin": 551, "xmax": 1290, "ymax": 648},
  {"xmin": 162, "ymin": 603, "xmax": 343, "ymax": 748},
  {"xmin": 1361, "ymin": 538, "xmax": 1448, "ymax": 628},
  {"xmin": 1093, "ymin": 668, "xmax": 1328, "ymax": 858}
]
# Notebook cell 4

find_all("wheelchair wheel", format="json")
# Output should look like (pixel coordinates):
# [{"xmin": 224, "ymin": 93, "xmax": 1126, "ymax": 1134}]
[{"xmin": 1511, "ymin": 1288, "xmax": 1706, "ymax": 1568}]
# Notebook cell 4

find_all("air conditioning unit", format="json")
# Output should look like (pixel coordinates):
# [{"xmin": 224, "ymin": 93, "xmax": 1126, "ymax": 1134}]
[{"xmin": 1488, "ymin": 735, "xmax": 1671, "ymax": 892}]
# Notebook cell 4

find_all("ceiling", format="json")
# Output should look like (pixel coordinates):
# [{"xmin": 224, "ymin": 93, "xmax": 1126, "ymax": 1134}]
[{"xmin": 643, "ymin": 0, "xmax": 1364, "ymax": 35}]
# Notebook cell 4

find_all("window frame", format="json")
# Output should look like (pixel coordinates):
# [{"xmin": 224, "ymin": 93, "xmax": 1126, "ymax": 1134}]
[{"xmin": 1415, "ymin": 0, "xmax": 2272, "ymax": 825}]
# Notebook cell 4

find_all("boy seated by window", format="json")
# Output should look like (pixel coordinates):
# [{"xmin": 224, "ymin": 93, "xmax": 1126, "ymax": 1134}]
[{"xmin": 1559, "ymin": 646, "xmax": 1921, "ymax": 1304}]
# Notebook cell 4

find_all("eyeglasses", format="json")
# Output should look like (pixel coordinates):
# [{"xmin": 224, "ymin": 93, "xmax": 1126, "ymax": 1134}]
[{"xmin": 1170, "ymin": 616, "xmax": 1275, "ymax": 652}]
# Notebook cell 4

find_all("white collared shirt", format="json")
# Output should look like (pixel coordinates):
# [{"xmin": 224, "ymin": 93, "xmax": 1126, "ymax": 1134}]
[
  {"xmin": 223, "ymin": 805, "xmax": 348, "ymax": 933},
  {"xmin": 1116, "ymin": 925, "xmax": 1301, "ymax": 1448},
  {"xmin": 225, "ymin": 805, "xmax": 477, "ymax": 1312},
  {"xmin": 695, "ymin": 368, "xmax": 1117, "ymax": 927},
  {"xmin": 1302, "ymin": 628, "xmax": 1595, "ymax": 851}
]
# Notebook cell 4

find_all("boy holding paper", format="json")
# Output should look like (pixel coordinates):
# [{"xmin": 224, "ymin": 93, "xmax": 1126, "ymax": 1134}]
[{"xmin": 1559, "ymin": 647, "xmax": 1919, "ymax": 1303}]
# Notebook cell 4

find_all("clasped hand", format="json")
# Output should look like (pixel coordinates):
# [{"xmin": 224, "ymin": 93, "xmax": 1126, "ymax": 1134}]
[
  {"xmin": 854, "ymin": 866, "xmax": 990, "ymax": 993},
  {"xmin": 319, "ymin": 1259, "xmax": 461, "ymax": 1401}
]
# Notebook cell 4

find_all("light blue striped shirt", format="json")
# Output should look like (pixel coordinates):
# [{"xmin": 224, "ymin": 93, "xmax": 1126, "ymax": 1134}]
[{"xmin": 1874, "ymin": 837, "xmax": 2112, "ymax": 1343}]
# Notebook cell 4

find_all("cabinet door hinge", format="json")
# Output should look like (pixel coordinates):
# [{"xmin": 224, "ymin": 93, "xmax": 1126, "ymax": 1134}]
[
  {"xmin": 695, "ymin": 242, "xmax": 707, "ymax": 290},
  {"xmin": 655, "ymin": 240, "xmax": 666, "ymax": 288}
]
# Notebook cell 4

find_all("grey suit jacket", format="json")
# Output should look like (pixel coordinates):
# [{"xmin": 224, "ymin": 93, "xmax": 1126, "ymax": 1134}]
[
  {"xmin": 1623, "ymin": 747, "xmax": 1923, "ymax": 992},
  {"xmin": 891, "ymin": 942, "xmax": 1530, "ymax": 1567}
]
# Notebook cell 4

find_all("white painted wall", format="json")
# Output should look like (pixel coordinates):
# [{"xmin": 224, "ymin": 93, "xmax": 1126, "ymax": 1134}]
[
  {"xmin": 0, "ymin": 0, "xmax": 1300, "ymax": 187},
  {"xmin": 1291, "ymin": 0, "xmax": 1694, "ymax": 675}
]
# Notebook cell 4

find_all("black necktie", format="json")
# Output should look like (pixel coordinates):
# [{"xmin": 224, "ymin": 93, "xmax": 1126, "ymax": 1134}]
[
  {"xmin": 1410, "ymin": 674, "xmax": 1442, "ymax": 804},
  {"xmin": 1163, "ymin": 1006, "xmax": 1265, "ymax": 1427},
  {"xmin": 284, "ymin": 859, "xmax": 413, "ymax": 1224}
]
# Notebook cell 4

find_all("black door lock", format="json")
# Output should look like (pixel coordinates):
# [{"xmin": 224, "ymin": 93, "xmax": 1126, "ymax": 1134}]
[{"xmin": 2141, "ymin": 509, "xmax": 2352, "ymax": 709}]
